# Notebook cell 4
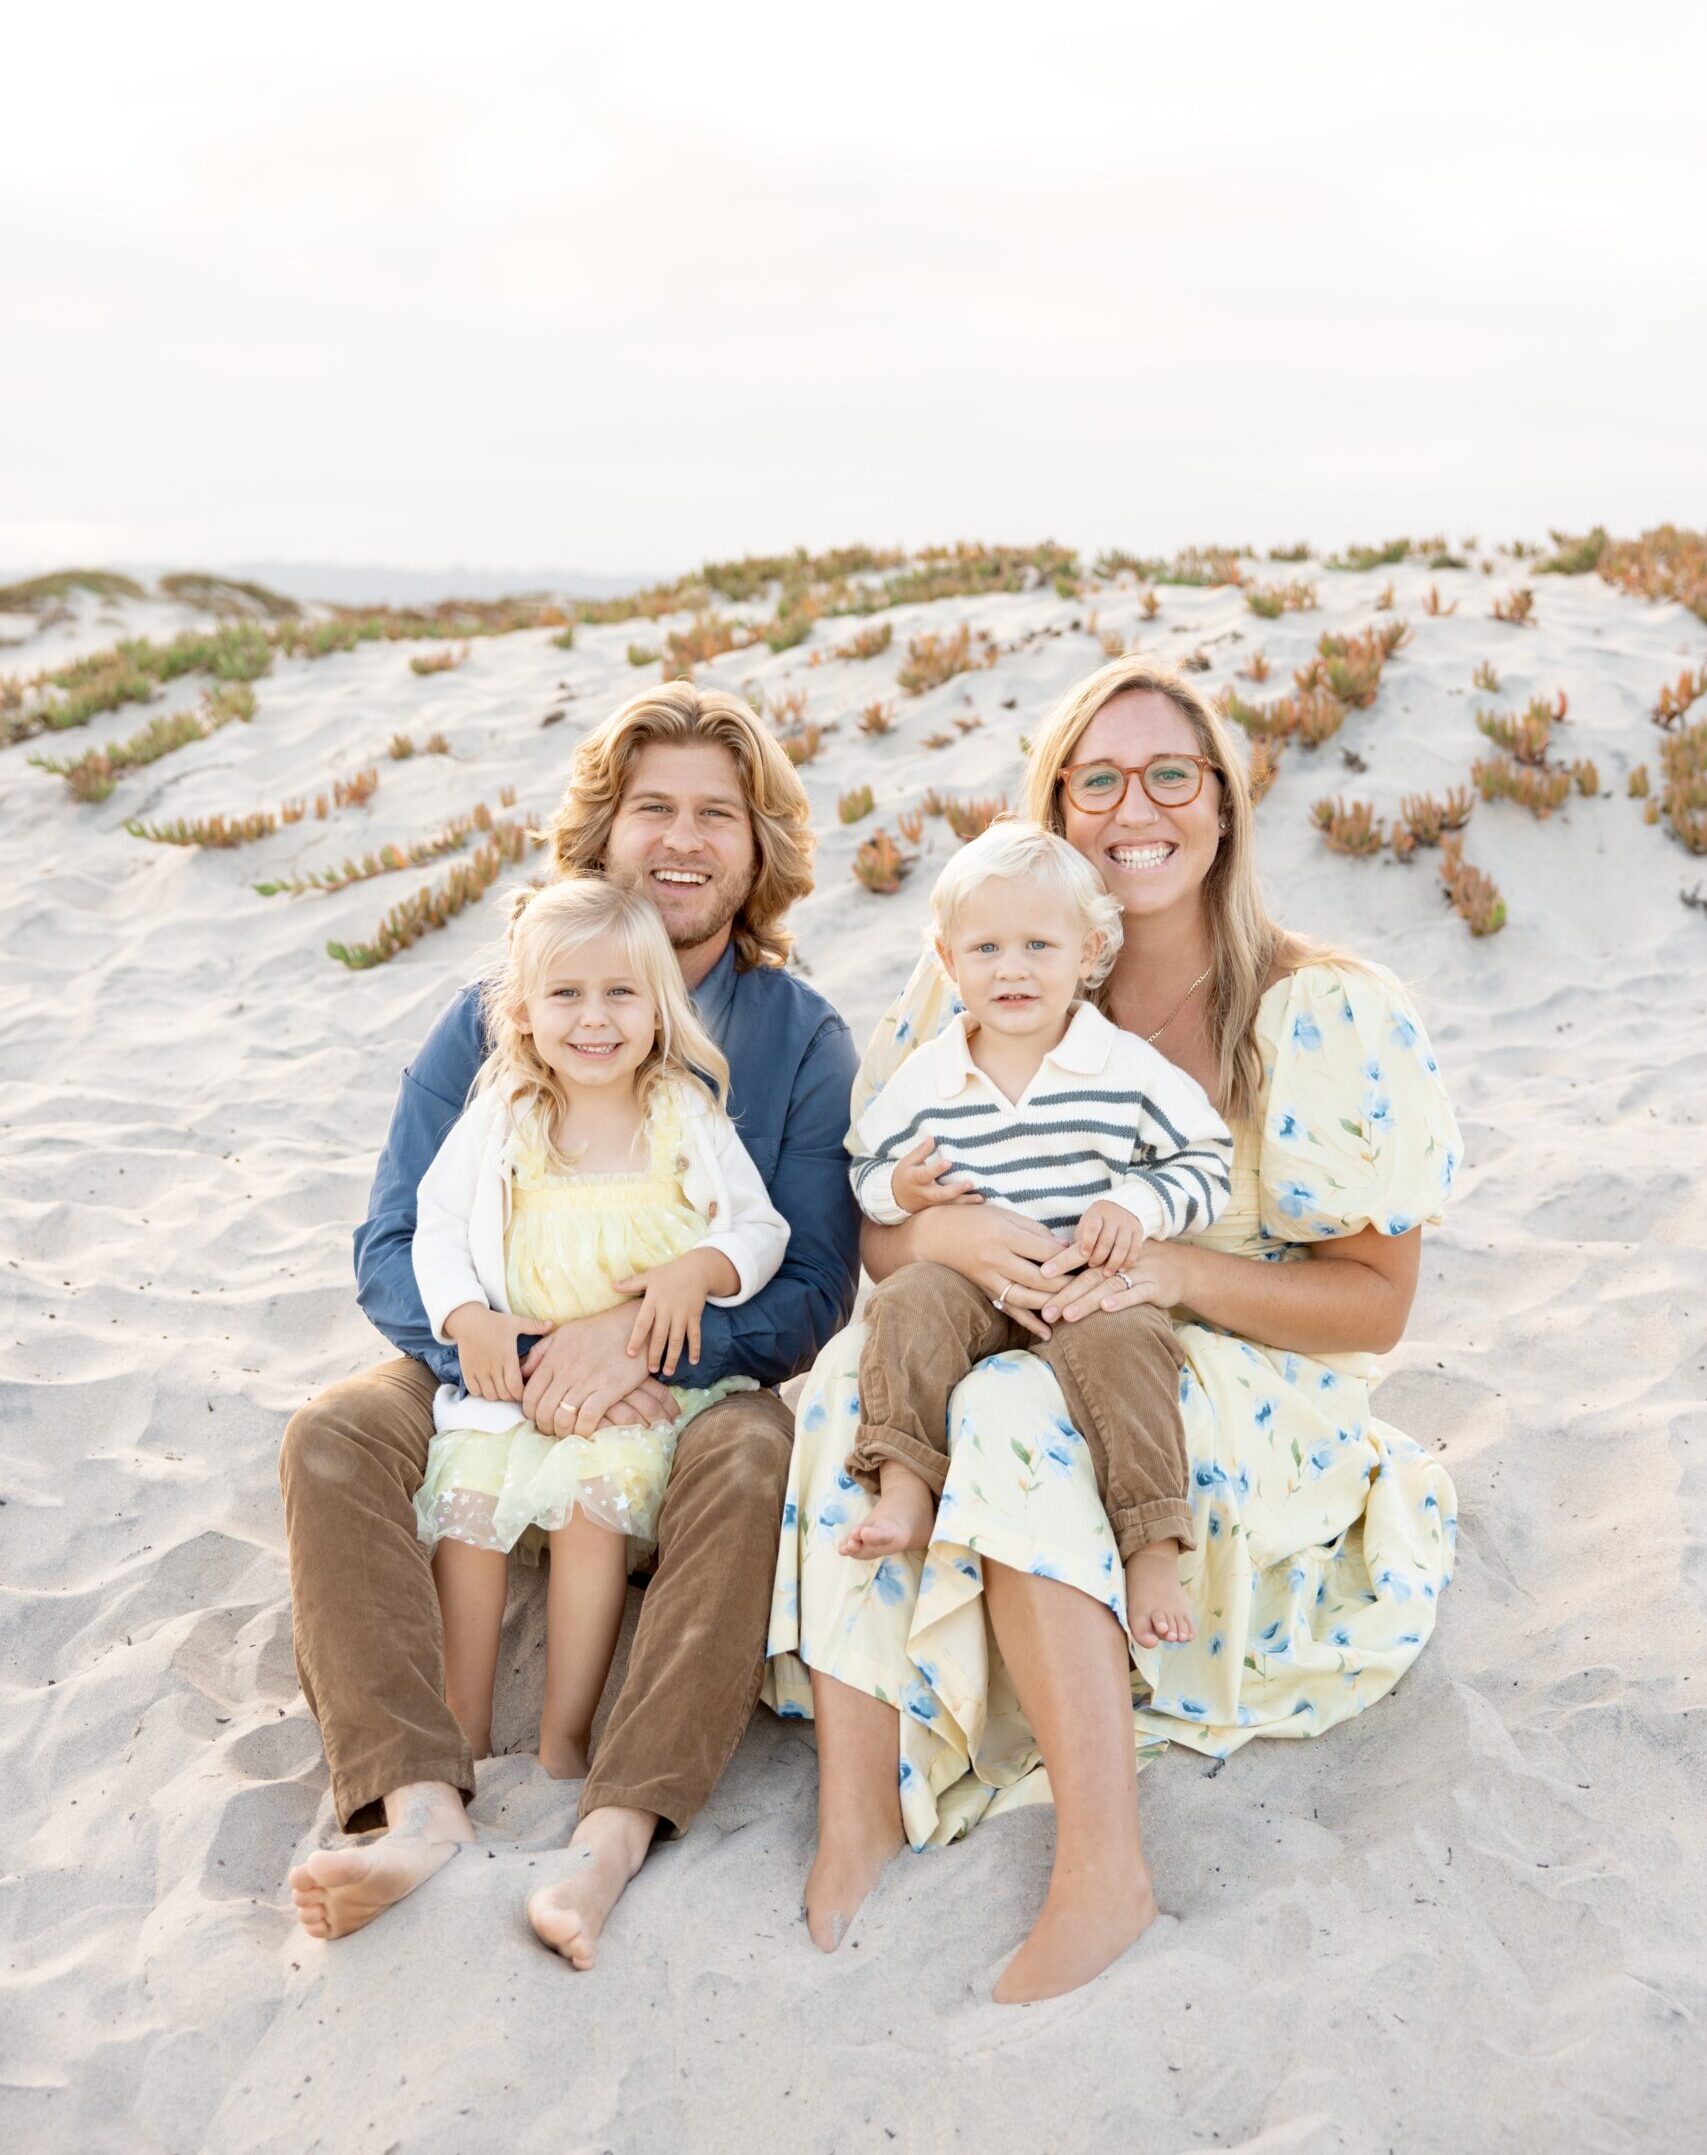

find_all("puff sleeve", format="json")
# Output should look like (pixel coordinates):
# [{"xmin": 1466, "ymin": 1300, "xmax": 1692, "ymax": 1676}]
[{"xmin": 1256, "ymin": 963, "xmax": 1462, "ymax": 1243}]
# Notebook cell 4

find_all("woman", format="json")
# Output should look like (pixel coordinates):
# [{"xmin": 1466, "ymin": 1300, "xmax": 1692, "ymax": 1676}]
[{"xmin": 765, "ymin": 655, "xmax": 1461, "ymax": 2002}]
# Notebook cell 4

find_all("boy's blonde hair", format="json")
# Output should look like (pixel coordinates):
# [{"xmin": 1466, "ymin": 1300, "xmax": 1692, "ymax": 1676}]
[
  {"xmin": 477, "ymin": 878, "xmax": 729, "ymax": 1166},
  {"xmin": 930, "ymin": 819, "xmax": 1125, "ymax": 991}
]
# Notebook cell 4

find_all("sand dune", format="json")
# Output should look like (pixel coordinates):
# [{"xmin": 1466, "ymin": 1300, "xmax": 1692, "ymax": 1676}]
[{"xmin": 2, "ymin": 547, "xmax": 1703, "ymax": 2152}]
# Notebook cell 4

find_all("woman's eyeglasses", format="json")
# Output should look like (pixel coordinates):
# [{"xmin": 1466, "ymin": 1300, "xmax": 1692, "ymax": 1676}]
[{"xmin": 1058, "ymin": 753, "xmax": 1219, "ymax": 813}]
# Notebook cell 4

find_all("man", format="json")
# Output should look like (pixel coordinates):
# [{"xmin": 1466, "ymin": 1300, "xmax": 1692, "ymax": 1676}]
[{"xmin": 283, "ymin": 682, "xmax": 860, "ymax": 1967}]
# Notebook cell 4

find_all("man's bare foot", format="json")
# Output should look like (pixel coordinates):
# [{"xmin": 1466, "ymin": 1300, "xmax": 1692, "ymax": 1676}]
[
  {"xmin": 804, "ymin": 1809, "xmax": 906, "ymax": 1951},
  {"xmin": 289, "ymin": 1782, "xmax": 473, "ymax": 1941},
  {"xmin": 527, "ymin": 1803, "xmax": 656, "ymax": 1970},
  {"xmin": 837, "ymin": 1463, "xmax": 937, "ymax": 1560},
  {"xmin": 993, "ymin": 1864, "xmax": 1159, "ymax": 2004},
  {"xmin": 538, "ymin": 1733, "xmax": 590, "ymax": 1781},
  {"xmin": 1125, "ymin": 1542, "xmax": 1195, "ymax": 1649}
]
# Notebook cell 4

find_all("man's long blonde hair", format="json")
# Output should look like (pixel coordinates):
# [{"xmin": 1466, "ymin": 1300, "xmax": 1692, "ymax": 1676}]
[
  {"xmin": 1020, "ymin": 656, "xmax": 1324, "ymax": 1122},
  {"xmin": 541, "ymin": 682, "xmax": 815, "ymax": 971},
  {"xmin": 477, "ymin": 878, "xmax": 729, "ymax": 1166}
]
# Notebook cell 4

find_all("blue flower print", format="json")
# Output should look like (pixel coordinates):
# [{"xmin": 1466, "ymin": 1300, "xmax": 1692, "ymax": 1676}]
[
  {"xmin": 1277, "ymin": 1179, "xmax": 1316, "ymax": 1220},
  {"xmin": 1207, "ymin": 1511, "xmax": 1223, "ymax": 1538},
  {"xmin": 1362, "ymin": 1056, "xmax": 1384, "ymax": 1085},
  {"xmin": 1281, "ymin": 1354, "xmax": 1299, "ymax": 1386},
  {"xmin": 781, "ymin": 1498, "xmax": 798, "ymax": 1529},
  {"xmin": 1286, "ymin": 1565, "xmax": 1306, "ymax": 1591},
  {"xmin": 1366, "ymin": 1093, "xmax": 1394, "ymax": 1128},
  {"xmin": 918, "ymin": 1561, "xmax": 937, "ymax": 1592},
  {"xmin": 1100, "ymin": 1548, "xmax": 1116, "ymax": 1577},
  {"xmin": 1042, "ymin": 1429, "xmax": 1078, "ymax": 1475},
  {"xmin": 1290, "ymin": 1698, "xmax": 1314, "ymax": 1717},
  {"xmin": 1175, "ymin": 1698, "xmax": 1208, "ymax": 1720},
  {"xmin": 1257, "ymin": 1619, "xmax": 1284, "ymax": 1646},
  {"xmin": 900, "ymin": 1679, "xmax": 938, "ymax": 1724},
  {"xmin": 949, "ymin": 996, "xmax": 967, "ymax": 1017},
  {"xmin": 952, "ymin": 1555, "xmax": 979, "ymax": 1581},
  {"xmin": 1276, "ymin": 1110, "xmax": 1300, "ymax": 1140},
  {"xmin": 1389, "ymin": 1011, "xmax": 1419, "ymax": 1050},
  {"xmin": 834, "ymin": 1468, "xmax": 858, "ymax": 1493},
  {"xmin": 802, "ymin": 1396, "xmax": 828, "ymax": 1434},
  {"xmin": 1307, "ymin": 1445, "xmax": 1336, "ymax": 1477},
  {"xmin": 777, "ymin": 1581, "xmax": 799, "ymax": 1618},
  {"xmin": 1386, "ymin": 1214, "xmax": 1413, "ymax": 1235},
  {"xmin": 1029, "ymin": 1558, "xmax": 1063, "ymax": 1581},
  {"xmin": 898, "ymin": 1756, "xmax": 916, "ymax": 1786},
  {"xmin": 1441, "ymin": 1148, "xmax": 1460, "ymax": 1191},
  {"xmin": 872, "ymin": 1560, "xmax": 908, "ymax": 1605},
  {"xmin": 1236, "ymin": 1705, "xmax": 1256, "ymax": 1727},
  {"xmin": 1193, "ymin": 1462, "xmax": 1227, "ymax": 1491},
  {"xmin": 777, "ymin": 1699, "xmax": 808, "ymax": 1719},
  {"xmin": 1396, "ymin": 1630, "xmax": 1421, "ymax": 1646},
  {"xmin": 815, "ymin": 1494, "xmax": 851, "ymax": 1532},
  {"xmin": 1375, "ymin": 1566, "xmax": 1414, "ymax": 1603},
  {"xmin": 1318, "ymin": 1369, "xmax": 1338, "ymax": 1391},
  {"xmin": 1331, "ymin": 1625, "xmax": 1352, "ymax": 1647},
  {"xmin": 1254, "ymin": 1398, "xmax": 1275, "ymax": 1430},
  {"xmin": 894, "ymin": 1018, "xmax": 912, "ymax": 1044},
  {"xmin": 1292, "ymin": 1012, "xmax": 1323, "ymax": 1052},
  {"xmin": 1422, "ymin": 1492, "xmax": 1439, "ymax": 1513},
  {"xmin": 915, "ymin": 1657, "xmax": 941, "ymax": 1688},
  {"xmin": 1208, "ymin": 1632, "xmax": 1225, "ymax": 1657}
]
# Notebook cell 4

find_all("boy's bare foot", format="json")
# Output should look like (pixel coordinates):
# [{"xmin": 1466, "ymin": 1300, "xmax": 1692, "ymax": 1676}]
[
  {"xmin": 1124, "ymin": 1541, "xmax": 1195, "ymax": 1649},
  {"xmin": 289, "ymin": 1782, "xmax": 472, "ymax": 1941},
  {"xmin": 804, "ymin": 1809, "xmax": 906, "ymax": 1951},
  {"xmin": 527, "ymin": 1803, "xmax": 655, "ymax": 1970},
  {"xmin": 538, "ymin": 1733, "xmax": 590, "ymax": 1781},
  {"xmin": 993, "ymin": 1863, "xmax": 1158, "ymax": 2004},
  {"xmin": 837, "ymin": 1464, "xmax": 937, "ymax": 1559}
]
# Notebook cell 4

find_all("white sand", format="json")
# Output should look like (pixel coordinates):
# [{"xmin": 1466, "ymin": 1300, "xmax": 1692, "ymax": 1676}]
[{"xmin": 2, "ymin": 555, "xmax": 1703, "ymax": 2152}]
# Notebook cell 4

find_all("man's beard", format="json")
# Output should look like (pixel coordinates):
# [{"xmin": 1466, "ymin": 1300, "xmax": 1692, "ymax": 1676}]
[{"xmin": 608, "ymin": 859, "xmax": 750, "ymax": 953}]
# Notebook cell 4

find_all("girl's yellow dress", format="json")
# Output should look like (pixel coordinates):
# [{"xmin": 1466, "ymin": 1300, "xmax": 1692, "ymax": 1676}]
[
  {"xmin": 765, "ymin": 958, "xmax": 1463, "ymax": 1847},
  {"xmin": 414, "ymin": 1088, "xmax": 754, "ymax": 1556}
]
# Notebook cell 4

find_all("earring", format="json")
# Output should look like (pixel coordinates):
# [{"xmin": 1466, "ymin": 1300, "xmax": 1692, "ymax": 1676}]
[{"xmin": 1218, "ymin": 817, "xmax": 1230, "ymax": 832}]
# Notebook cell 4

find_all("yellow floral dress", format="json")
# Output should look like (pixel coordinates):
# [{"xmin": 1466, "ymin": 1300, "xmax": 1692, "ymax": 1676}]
[
  {"xmin": 414, "ymin": 1086, "xmax": 755, "ymax": 1557},
  {"xmin": 764, "ymin": 958, "xmax": 1463, "ymax": 1848}
]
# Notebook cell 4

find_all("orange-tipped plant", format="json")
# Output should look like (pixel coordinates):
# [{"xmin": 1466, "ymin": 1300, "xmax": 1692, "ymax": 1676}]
[
  {"xmin": 896, "ymin": 808, "xmax": 925, "ymax": 843},
  {"xmin": 1596, "ymin": 525, "xmax": 1707, "ymax": 622},
  {"xmin": 255, "ymin": 800, "xmax": 508, "ymax": 895},
  {"xmin": 1139, "ymin": 589, "xmax": 1161, "ymax": 619},
  {"xmin": 1245, "ymin": 580, "xmax": 1318, "ymax": 619},
  {"xmin": 1628, "ymin": 764, "xmax": 1650, "ymax": 798},
  {"xmin": 1240, "ymin": 650, "xmax": 1271, "ymax": 684},
  {"xmin": 920, "ymin": 788, "xmax": 950, "ymax": 817},
  {"xmin": 922, "ymin": 730, "xmax": 954, "ymax": 750},
  {"xmin": 954, "ymin": 714, "xmax": 983, "ymax": 735},
  {"xmin": 327, "ymin": 820, "xmax": 529, "ymax": 968},
  {"xmin": 1310, "ymin": 796, "xmax": 1385, "ymax": 855},
  {"xmin": 28, "ymin": 680, "xmax": 256, "ymax": 801},
  {"xmin": 1398, "ymin": 789, "xmax": 1473, "ymax": 846},
  {"xmin": 409, "ymin": 642, "xmax": 468, "ymax": 676},
  {"xmin": 388, "ymin": 732, "xmax": 416, "ymax": 760},
  {"xmin": 944, "ymin": 794, "xmax": 1007, "ymax": 841},
  {"xmin": 852, "ymin": 829, "xmax": 911, "ymax": 894},
  {"xmin": 859, "ymin": 700, "xmax": 896, "ymax": 736},
  {"xmin": 838, "ymin": 784, "xmax": 875, "ymax": 825},
  {"xmin": 1491, "ymin": 587, "xmax": 1535, "ymax": 626},
  {"xmin": 1658, "ymin": 717, "xmax": 1707, "ymax": 852},
  {"xmin": 1422, "ymin": 584, "xmax": 1457, "ymax": 617},
  {"xmin": 898, "ymin": 622, "xmax": 993, "ymax": 695},
  {"xmin": 1472, "ymin": 754, "xmax": 1571, "ymax": 817},
  {"xmin": 780, "ymin": 723, "xmax": 823, "ymax": 767},
  {"xmin": 1472, "ymin": 659, "xmax": 1500, "ymax": 692},
  {"xmin": 1438, "ymin": 834, "xmax": 1507, "ymax": 934},
  {"xmin": 831, "ymin": 622, "xmax": 893, "ymax": 662},
  {"xmin": 769, "ymin": 687, "xmax": 809, "ymax": 727},
  {"xmin": 1653, "ymin": 664, "xmax": 1707, "ymax": 729},
  {"xmin": 1475, "ymin": 695, "xmax": 1560, "ymax": 766},
  {"xmin": 1572, "ymin": 758, "xmax": 1600, "ymax": 797}
]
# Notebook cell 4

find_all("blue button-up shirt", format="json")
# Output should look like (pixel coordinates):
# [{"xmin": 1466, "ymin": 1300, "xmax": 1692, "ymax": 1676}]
[{"xmin": 353, "ymin": 944, "xmax": 862, "ymax": 1390}]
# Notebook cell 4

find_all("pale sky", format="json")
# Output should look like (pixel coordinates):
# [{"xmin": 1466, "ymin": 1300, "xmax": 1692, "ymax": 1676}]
[{"xmin": 3, "ymin": 1, "xmax": 1703, "ymax": 581}]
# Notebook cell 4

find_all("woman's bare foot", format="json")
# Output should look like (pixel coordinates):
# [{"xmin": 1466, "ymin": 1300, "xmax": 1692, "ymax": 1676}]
[
  {"xmin": 527, "ymin": 1803, "xmax": 656, "ymax": 1970},
  {"xmin": 993, "ymin": 1863, "xmax": 1159, "ymax": 2003},
  {"xmin": 804, "ymin": 1808, "xmax": 906, "ymax": 1950},
  {"xmin": 837, "ymin": 1462, "xmax": 937, "ymax": 1560},
  {"xmin": 289, "ymin": 1782, "xmax": 473, "ymax": 1941},
  {"xmin": 538, "ymin": 1732, "xmax": 590, "ymax": 1781},
  {"xmin": 1124, "ymin": 1542, "xmax": 1194, "ymax": 1649}
]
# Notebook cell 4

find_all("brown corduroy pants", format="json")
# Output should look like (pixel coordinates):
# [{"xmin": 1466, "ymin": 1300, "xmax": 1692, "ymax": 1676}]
[
  {"xmin": 850, "ymin": 1260, "xmax": 1194, "ymax": 1558},
  {"xmin": 279, "ymin": 1357, "xmax": 793, "ymax": 1834}
]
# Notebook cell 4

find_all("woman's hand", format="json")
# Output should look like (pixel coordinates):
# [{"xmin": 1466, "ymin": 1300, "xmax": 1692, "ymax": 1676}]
[
  {"xmin": 615, "ymin": 1248, "xmax": 740, "ymax": 1377},
  {"xmin": 914, "ymin": 1204, "xmax": 1072, "ymax": 1339},
  {"xmin": 444, "ymin": 1303, "xmax": 535, "ymax": 1403},
  {"xmin": 1039, "ymin": 1240, "xmax": 1195, "ymax": 1326}
]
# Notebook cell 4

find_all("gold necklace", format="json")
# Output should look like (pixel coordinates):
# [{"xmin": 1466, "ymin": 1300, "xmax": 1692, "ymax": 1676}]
[{"xmin": 1144, "ymin": 963, "xmax": 1213, "ymax": 1043}]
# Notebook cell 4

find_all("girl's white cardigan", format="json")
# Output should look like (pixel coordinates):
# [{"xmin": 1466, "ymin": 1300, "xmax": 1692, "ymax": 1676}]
[{"xmin": 411, "ymin": 1080, "xmax": 791, "ymax": 1436}]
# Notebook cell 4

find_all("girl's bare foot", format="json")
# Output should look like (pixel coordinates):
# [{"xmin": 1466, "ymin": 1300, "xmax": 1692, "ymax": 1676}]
[
  {"xmin": 289, "ymin": 1782, "xmax": 473, "ymax": 1940},
  {"xmin": 993, "ymin": 1863, "xmax": 1158, "ymax": 2004},
  {"xmin": 837, "ymin": 1463, "xmax": 937, "ymax": 1559},
  {"xmin": 527, "ymin": 1804, "xmax": 655, "ymax": 1970},
  {"xmin": 804, "ymin": 1809, "xmax": 906, "ymax": 1950},
  {"xmin": 1124, "ymin": 1542, "xmax": 1194, "ymax": 1649}
]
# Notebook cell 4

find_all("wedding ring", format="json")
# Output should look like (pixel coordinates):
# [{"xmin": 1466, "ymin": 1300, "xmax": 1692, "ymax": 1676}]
[
  {"xmin": 1116, "ymin": 1270, "xmax": 1133, "ymax": 1290},
  {"xmin": 992, "ymin": 1284, "xmax": 1010, "ymax": 1313}
]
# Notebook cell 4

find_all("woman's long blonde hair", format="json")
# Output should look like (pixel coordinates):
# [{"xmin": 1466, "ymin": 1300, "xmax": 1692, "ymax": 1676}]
[
  {"xmin": 1021, "ymin": 655, "xmax": 1326, "ymax": 1122},
  {"xmin": 477, "ymin": 878, "xmax": 729, "ymax": 1166},
  {"xmin": 541, "ymin": 682, "xmax": 815, "ymax": 972}
]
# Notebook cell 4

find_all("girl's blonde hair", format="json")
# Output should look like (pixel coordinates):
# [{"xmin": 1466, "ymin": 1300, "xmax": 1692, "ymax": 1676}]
[
  {"xmin": 1020, "ymin": 655, "xmax": 1332, "ymax": 1122},
  {"xmin": 540, "ymin": 681, "xmax": 815, "ymax": 972},
  {"xmin": 930, "ymin": 819, "xmax": 1125, "ymax": 992},
  {"xmin": 477, "ymin": 878, "xmax": 729, "ymax": 1165}
]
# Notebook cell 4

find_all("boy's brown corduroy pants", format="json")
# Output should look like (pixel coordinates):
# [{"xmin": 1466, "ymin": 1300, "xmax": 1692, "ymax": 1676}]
[{"xmin": 850, "ymin": 1260, "xmax": 1194, "ymax": 1557}]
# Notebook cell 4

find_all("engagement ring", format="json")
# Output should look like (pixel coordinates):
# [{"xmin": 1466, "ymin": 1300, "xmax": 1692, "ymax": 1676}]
[
  {"xmin": 1116, "ymin": 1271, "xmax": 1133, "ymax": 1290},
  {"xmin": 992, "ymin": 1285, "xmax": 1010, "ymax": 1313}
]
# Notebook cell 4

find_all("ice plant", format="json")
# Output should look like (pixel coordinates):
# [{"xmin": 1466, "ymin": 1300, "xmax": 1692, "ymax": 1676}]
[
  {"xmin": 1438, "ymin": 835, "xmax": 1507, "ymax": 935},
  {"xmin": 944, "ymin": 794, "xmax": 1008, "ymax": 841},
  {"xmin": 326, "ymin": 820, "xmax": 529, "ymax": 968},
  {"xmin": 1421, "ymin": 585, "xmax": 1457, "ymax": 617},
  {"xmin": 832, "ymin": 623, "xmax": 893, "ymax": 661},
  {"xmin": 838, "ymin": 784, "xmax": 875, "ymax": 825},
  {"xmin": 1309, "ymin": 796, "xmax": 1385, "ymax": 856},
  {"xmin": 1653, "ymin": 665, "xmax": 1707, "ymax": 729},
  {"xmin": 858, "ymin": 701, "xmax": 896, "ymax": 736},
  {"xmin": 1491, "ymin": 587, "xmax": 1535, "ymax": 626},
  {"xmin": 409, "ymin": 642, "xmax": 469, "ymax": 676},
  {"xmin": 852, "ymin": 829, "xmax": 911, "ymax": 894}
]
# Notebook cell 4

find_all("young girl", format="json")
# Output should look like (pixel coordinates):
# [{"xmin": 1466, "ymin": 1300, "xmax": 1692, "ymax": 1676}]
[{"xmin": 410, "ymin": 877, "xmax": 789, "ymax": 1780}]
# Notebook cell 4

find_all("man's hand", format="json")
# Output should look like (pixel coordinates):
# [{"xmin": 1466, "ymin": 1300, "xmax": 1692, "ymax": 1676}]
[
  {"xmin": 891, "ymin": 1138, "xmax": 983, "ymax": 1215},
  {"xmin": 519, "ymin": 1303, "xmax": 679, "ymax": 1438},
  {"xmin": 1074, "ymin": 1199, "xmax": 1147, "ymax": 1275},
  {"xmin": 615, "ymin": 1248, "xmax": 739, "ymax": 1378},
  {"xmin": 444, "ymin": 1303, "xmax": 535, "ymax": 1404}
]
